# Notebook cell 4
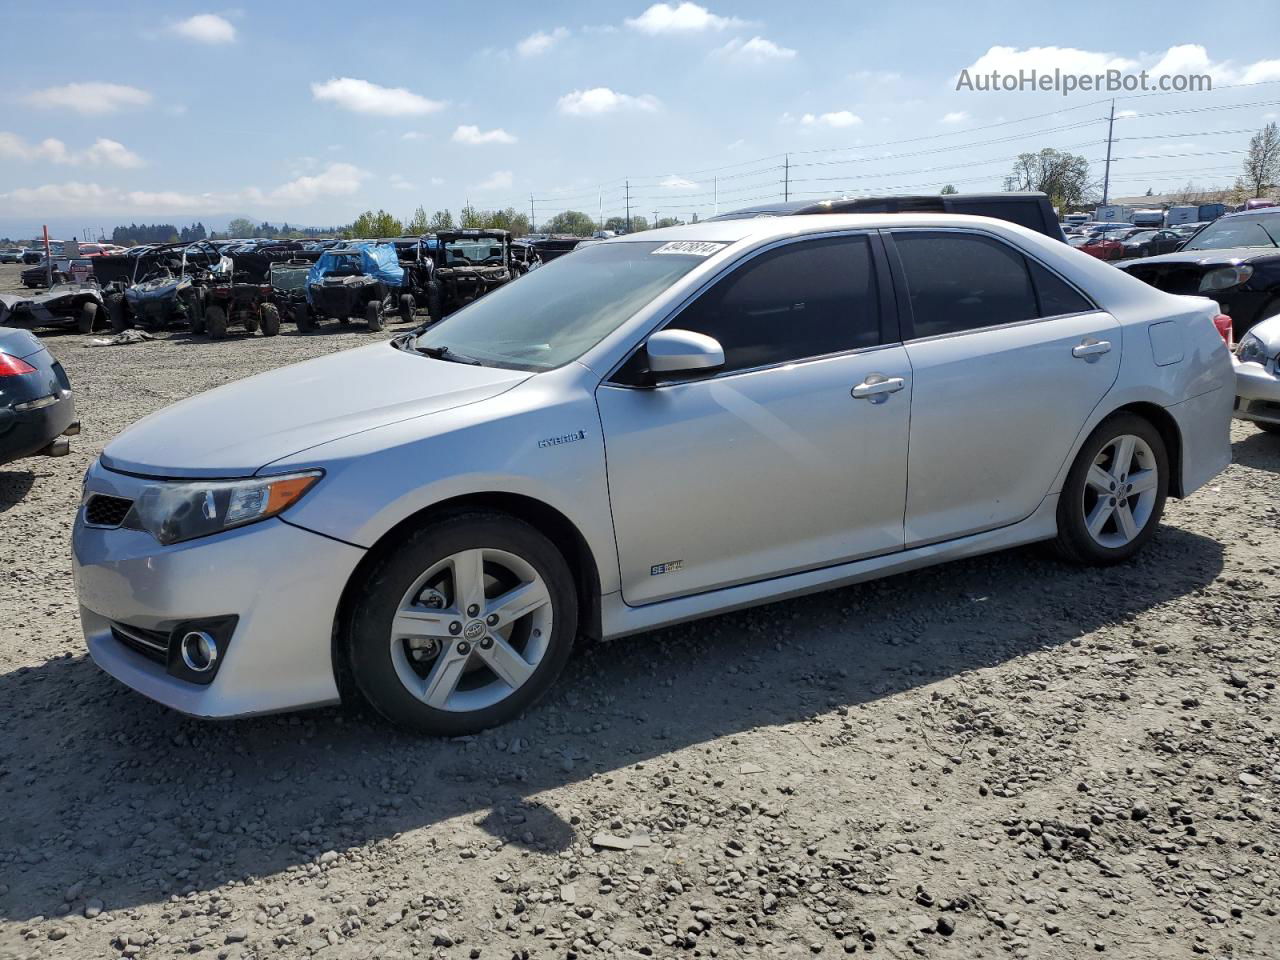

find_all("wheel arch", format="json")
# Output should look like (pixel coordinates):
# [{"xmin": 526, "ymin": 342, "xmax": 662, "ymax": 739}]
[
  {"xmin": 1108, "ymin": 400, "xmax": 1185, "ymax": 497},
  {"xmin": 330, "ymin": 491, "xmax": 604, "ymax": 704}
]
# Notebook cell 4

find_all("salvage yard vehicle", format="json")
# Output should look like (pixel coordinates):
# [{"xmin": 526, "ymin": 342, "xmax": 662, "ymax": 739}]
[
  {"xmin": 1118, "ymin": 207, "xmax": 1280, "ymax": 339},
  {"xmin": 0, "ymin": 282, "xmax": 107, "ymax": 334},
  {"xmin": 267, "ymin": 259, "xmax": 315, "ymax": 329},
  {"xmin": 73, "ymin": 214, "xmax": 1233, "ymax": 735},
  {"xmin": 304, "ymin": 242, "xmax": 407, "ymax": 331},
  {"xmin": 424, "ymin": 229, "xmax": 516, "ymax": 321},
  {"xmin": 1119, "ymin": 229, "xmax": 1184, "ymax": 259},
  {"xmin": 0, "ymin": 326, "xmax": 77, "ymax": 466},
  {"xmin": 200, "ymin": 271, "xmax": 281, "ymax": 339},
  {"xmin": 93, "ymin": 241, "xmax": 229, "ymax": 333},
  {"xmin": 0, "ymin": 248, "xmax": 25, "ymax": 264},
  {"xmin": 1231, "ymin": 312, "xmax": 1280, "ymax": 431}
]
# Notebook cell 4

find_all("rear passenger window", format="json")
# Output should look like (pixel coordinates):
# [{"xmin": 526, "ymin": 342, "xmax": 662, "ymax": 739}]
[
  {"xmin": 671, "ymin": 234, "xmax": 880, "ymax": 373},
  {"xmin": 894, "ymin": 232, "xmax": 1038, "ymax": 338},
  {"xmin": 1027, "ymin": 260, "xmax": 1093, "ymax": 316}
]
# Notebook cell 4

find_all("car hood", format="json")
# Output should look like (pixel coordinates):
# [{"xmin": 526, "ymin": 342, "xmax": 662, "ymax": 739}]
[
  {"xmin": 1118, "ymin": 246, "xmax": 1275, "ymax": 270},
  {"xmin": 101, "ymin": 340, "xmax": 531, "ymax": 478}
]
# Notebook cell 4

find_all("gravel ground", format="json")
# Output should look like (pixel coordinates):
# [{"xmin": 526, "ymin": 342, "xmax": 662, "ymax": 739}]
[{"xmin": 0, "ymin": 261, "xmax": 1277, "ymax": 960}]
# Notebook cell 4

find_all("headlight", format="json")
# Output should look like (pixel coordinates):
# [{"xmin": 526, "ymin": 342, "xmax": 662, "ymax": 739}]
[
  {"xmin": 1236, "ymin": 333, "xmax": 1271, "ymax": 366},
  {"xmin": 130, "ymin": 470, "xmax": 322, "ymax": 545},
  {"xmin": 1199, "ymin": 265, "xmax": 1253, "ymax": 292}
]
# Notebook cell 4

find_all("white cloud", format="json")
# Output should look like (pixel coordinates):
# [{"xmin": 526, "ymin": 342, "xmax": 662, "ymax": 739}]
[
  {"xmin": 1239, "ymin": 57, "xmax": 1280, "ymax": 84},
  {"xmin": 625, "ymin": 3, "xmax": 745, "ymax": 33},
  {"xmin": 1116, "ymin": 109, "xmax": 1138, "ymax": 119},
  {"xmin": 171, "ymin": 13, "xmax": 236, "ymax": 44},
  {"xmin": 430, "ymin": 176, "xmax": 445, "ymax": 186},
  {"xmin": 940, "ymin": 110, "xmax": 969, "ymax": 124},
  {"xmin": 389, "ymin": 173, "xmax": 415, "ymax": 191},
  {"xmin": 452, "ymin": 124, "xmax": 517, "ymax": 145},
  {"xmin": 475, "ymin": 170, "xmax": 513, "ymax": 191},
  {"xmin": 959, "ymin": 45, "xmax": 1137, "ymax": 79},
  {"xmin": 557, "ymin": 87, "xmax": 660, "ymax": 115},
  {"xmin": 24, "ymin": 82, "xmax": 152, "ymax": 115},
  {"xmin": 0, "ymin": 133, "xmax": 143, "ymax": 168},
  {"xmin": 715, "ymin": 36, "xmax": 796, "ymax": 63},
  {"xmin": 257, "ymin": 162, "xmax": 369, "ymax": 204},
  {"xmin": 310, "ymin": 77, "xmax": 445, "ymax": 116},
  {"xmin": 851, "ymin": 69, "xmax": 902, "ymax": 84},
  {"xmin": 401, "ymin": 131, "xmax": 427, "ymax": 141},
  {"xmin": 517, "ymin": 27, "xmax": 569, "ymax": 56},
  {"xmin": 659, "ymin": 175, "xmax": 698, "ymax": 190},
  {"xmin": 800, "ymin": 110, "xmax": 861, "ymax": 128}
]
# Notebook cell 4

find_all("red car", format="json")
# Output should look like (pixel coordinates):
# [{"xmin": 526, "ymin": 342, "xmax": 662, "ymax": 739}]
[{"xmin": 1077, "ymin": 234, "xmax": 1125, "ymax": 260}]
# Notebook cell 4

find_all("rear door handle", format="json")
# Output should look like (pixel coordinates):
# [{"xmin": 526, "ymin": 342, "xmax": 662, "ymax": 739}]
[
  {"xmin": 1072, "ymin": 339, "xmax": 1112, "ymax": 360},
  {"xmin": 851, "ymin": 375, "xmax": 906, "ymax": 402}
]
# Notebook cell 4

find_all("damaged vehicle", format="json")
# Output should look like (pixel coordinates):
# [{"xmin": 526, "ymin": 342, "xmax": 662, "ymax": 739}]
[
  {"xmin": 1118, "ymin": 207, "xmax": 1280, "ymax": 340},
  {"xmin": 425, "ymin": 229, "xmax": 516, "ymax": 321},
  {"xmin": 267, "ymin": 259, "xmax": 317, "ymax": 329},
  {"xmin": 0, "ymin": 282, "xmax": 107, "ymax": 334},
  {"xmin": 304, "ymin": 242, "xmax": 409, "ymax": 332},
  {"xmin": 93, "ymin": 242, "xmax": 230, "ymax": 333}
]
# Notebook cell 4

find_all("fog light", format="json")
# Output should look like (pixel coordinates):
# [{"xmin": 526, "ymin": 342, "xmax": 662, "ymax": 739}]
[{"xmin": 180, "ymin": 630, "xmax": 218, "ymax": 672}]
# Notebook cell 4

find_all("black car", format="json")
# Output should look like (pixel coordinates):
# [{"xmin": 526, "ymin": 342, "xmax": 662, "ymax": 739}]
[
  {"xmin": 0, "ymin": 326, "xmax": 78, "ymax": 466},
  {"xmin": 709, "ymin": 191, "xmax": 1067, "ymax": 242},
  {"xmin": 21, "ymin": 259, "xmax": 63, "ymax": 288},
  {"xmin": 1119, "ymin": 229, "xmax": 1185, "ymax": 259},
  {"xmin": 1117, "ymin": 208, "xmax": 1280, "ymax": 338}
]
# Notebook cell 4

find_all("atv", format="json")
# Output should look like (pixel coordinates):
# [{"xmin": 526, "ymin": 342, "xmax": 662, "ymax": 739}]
[
  {"xmin": 303, "ymin": 242, "xmax": 410, "ymax": 332},
  {"xmin": 266, "ymin": 258, "xmax": 317, "ymax": 330},
  {"xmin": 424, "ymin": 229, "xmax": 517, "ymax": 322},
  {"xmin": 0, "ymin": 281, "xmax": 107, "ymax": 334},
  {"xmin": 93, "ymin": 241, "xmax": 228, "ymax": 333},
  {"xmin": 199, "ymin": 271, "xmax": 282, "ymax": 339}
]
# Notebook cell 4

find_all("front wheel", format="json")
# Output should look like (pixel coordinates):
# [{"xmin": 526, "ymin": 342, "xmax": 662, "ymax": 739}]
[
  {"xmin": 78, "ymin": 301, "xmax": 99, "ymax": 334},
  {"xmin": 1054, "ymin": 412, "xmax": 1168, "ymax": 565},
  {"xmin": 345, "ymin": 512, "xmax": 578, "ymax": 735},
  {"xmin": 106, "ymin": 293, "xmax": 127, "ymax": 333},
  {"xmin": 399, "ymin": 294, "xmax": 415, "ymax": 324},
  {"xmin": 204, "ymin": 304, "xmax": 228, "ymax": 340},
  {"xmin": 259, "ymin": 302, "xmax": 281, "ymax": 337},
  {"xmin": 365, "ymin": 300, "xmax": 384, "ymax": 332},
  {"xmin": 294, "ymin": 303, "xmax": 314, "ymax": 331}
]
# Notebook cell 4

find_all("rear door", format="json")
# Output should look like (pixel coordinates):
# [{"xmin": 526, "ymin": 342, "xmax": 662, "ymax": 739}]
[{"xmin": 886, "ymin": 229, "xmax": 1121, "ymax": 546}]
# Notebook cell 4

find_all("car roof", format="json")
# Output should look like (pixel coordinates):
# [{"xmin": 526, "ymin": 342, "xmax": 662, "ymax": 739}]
[{"xmin": 1222, "ymin": 205, "xmax": 1280, "ymax": 218}]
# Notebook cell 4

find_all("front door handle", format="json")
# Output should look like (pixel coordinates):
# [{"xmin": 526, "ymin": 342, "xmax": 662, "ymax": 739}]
[
  {"xmin": 1072, "ymin": 339, "xmax": 1112, "ymax": 360},
  {"xmin": 851, "ymin": 375, "xmax": 906, "ymax": 402}
]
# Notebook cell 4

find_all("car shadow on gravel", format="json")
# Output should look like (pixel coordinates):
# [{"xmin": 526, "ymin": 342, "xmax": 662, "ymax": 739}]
[
  {"xmin": 1230, "ymin": 427, "xmax": 1280, "ymax": 471},
  {"xmin": 0, "ymin": 469, "xmax": 34, "ymax": 512},
  {"xmin": 0, "ymin": 526, "xmax": 1223, "ymax": 921}
]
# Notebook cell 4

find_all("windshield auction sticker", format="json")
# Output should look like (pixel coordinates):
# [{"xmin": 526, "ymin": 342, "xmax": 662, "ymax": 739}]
[{"xmin": 651, "ymin": 241, "xmax": 727, "ymax": 256}]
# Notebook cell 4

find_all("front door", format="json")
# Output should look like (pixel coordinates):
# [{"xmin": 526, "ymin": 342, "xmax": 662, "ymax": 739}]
[{"xmin": 596, "ymin": 233, "xmax": 912, "ymax": 605}]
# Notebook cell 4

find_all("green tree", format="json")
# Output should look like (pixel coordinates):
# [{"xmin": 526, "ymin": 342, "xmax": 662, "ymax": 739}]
[
  {"xmin": 458, "ymin": 204, "xmax": 485, "ymax": 229},
  {"xmin": 653, "ymin": 217, "xmax": 682, "ymax": 229},
  {"xmin": 940, "ymin": 183, "xmax": 958, "ymax": 195},
  {"xmin": 1003, "ymin": 148, "xmax": 1094, "ymax": 210},
  {"xmin": 1243, "ymin": 121, "xmax": 1280, "ymax": 198},
  {"xmin": 225, "ymin": 217, "xmax": 257, "ymax": 238},
  {"xmin": 350, "ymin": 209, "xmax": 403, "ymax": 237},
  {"xmin": 545, "ymin": 210, "xmax": 595, "ymax": 236},
  {"xmin": 405, "ymin": 206, "xmax": 430, "ymax": 234},
  {"xmin": 428, "ymin": 210, "xmax": 455, "ymax": 231}
]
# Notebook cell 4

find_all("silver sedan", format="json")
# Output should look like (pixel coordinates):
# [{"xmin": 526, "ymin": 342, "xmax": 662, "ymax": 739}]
[{"xmin": 73, "ymin": 214, "xmax": 1234, "ymax": 734}]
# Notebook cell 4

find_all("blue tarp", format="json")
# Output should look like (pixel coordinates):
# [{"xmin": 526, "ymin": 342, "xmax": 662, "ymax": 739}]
[{"xmin": 306, "ymin": 242, "xmax": 404, "ymax": 304}]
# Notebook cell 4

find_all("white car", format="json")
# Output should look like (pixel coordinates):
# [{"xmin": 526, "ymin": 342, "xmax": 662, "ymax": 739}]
[
  {"xmin": 1233, "ymin": 315, "xmax": 1280, "ymax": 432},
  {"xmin": 72, "ymin": 215, "xmax": 1234, "ymax": 734}
]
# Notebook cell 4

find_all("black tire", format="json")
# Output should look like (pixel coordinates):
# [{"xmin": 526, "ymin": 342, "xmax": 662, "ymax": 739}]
[
  {"xmin": 425, "ymin": 281, "xmax": 442, "ymax": 322},
  {"xmin": 188, "ymin": 289, "xmax": 206, "ymax": 334},
  {"xmin": 365, "ymin": 300, "xmax": 384, "ymax": 332},
  {"xmin": 345, "ymin": 511, "xmax": 578, "ymax": 735},
  {"xmin": 205, "ymin": 304, "xmax": 228, "ymax": 340},
  {"xmin": 1054, "ymin": 412, "xmax": 1169, "ymax": 566},
  {"xmin": 77, "ymin": 302, "xmax": 99, "ymax": 334},
  {"xmin": 294, "ymin": 303, "xmax": 314, "ymax": 331},
  {"xmin": 259, "ymin": 302, "xmax": 281, "ymax": 337},
  {"xmin": 399, "ymin": 294, "xmax": 415, "ymax": 324},
  {"xmin": 106, "ymin": 293, "xmax": 127, "ymax": 333},
  {"xmin": 1256, "ymin": 422, "xmax": 1280, "ymax": 435}
]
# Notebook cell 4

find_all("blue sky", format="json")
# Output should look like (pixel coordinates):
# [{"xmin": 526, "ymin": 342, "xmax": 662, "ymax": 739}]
[{"xmin": 2, "ymin": 1, "xmax": 1279, "ymax": 237}]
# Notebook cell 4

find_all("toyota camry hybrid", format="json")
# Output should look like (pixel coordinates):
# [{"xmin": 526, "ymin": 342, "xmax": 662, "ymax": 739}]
[{"xmin": 73, "ymin": 215, "xmax": 1234, "ymax": 735}]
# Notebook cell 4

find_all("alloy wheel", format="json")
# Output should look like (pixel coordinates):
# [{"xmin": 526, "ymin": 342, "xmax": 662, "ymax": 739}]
[
  {"xmin": 388, "ymin": 548, "xmax": 552, "ymax": 712},
  {"xmin": 1082, "ymin": 434, "xmax": 1159, "ymax": 549}
]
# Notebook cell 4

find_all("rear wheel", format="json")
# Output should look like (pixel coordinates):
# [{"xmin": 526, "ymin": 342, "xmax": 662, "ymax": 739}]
[
  {"xmin": 399, "ymin": 294, "xmax": 415, "ymax": 324},
  {"xmin": 345, "ymin": 512, "xmax": 578, "ymax": 735},
  {"xmin": 365, "ymin": 300, "xmax": 384, "ymax": 331},
  {"xmin": 1256, "ymin": 422, "xmax": 1280, "ymax": 435},
  {"xmin": 204, "ymin": 304, "xmax": 228, "ymax": 340},
  {"xmin": 1054, "ymin": 412, "xmax": 1168, "ymax": 565},
  {"xmin": 426, "ymin": 281, "xmax": 442, "ymax": 322},
  {"xmin": 106, "ymin": 293, "xmax": 127, "ymax": 333},
  {"xmin": 294, "ymin": 303, "xmax": 314, "ymax": 331},
  {"xmin": 259, "ymin": 302, "xmax": 281, "ymax": 337},
  {"xmin": 77, "ymin": 301, "xmax": 99, "ymax": 334}
]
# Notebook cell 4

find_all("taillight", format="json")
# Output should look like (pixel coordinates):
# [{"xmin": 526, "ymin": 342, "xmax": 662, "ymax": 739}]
[
  {"xmin": 1212, "ymin": 313, "xmax": 1233, "ymax": 348},
  {"xmin": 0, "ymin": 353, "xmax": 37, "ymax": 377}
]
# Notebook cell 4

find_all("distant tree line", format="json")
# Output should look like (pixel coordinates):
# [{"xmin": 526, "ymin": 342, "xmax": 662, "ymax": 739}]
[{"xmin": 110, "ymin": 222, "xmax": 208, "ymax": 246}]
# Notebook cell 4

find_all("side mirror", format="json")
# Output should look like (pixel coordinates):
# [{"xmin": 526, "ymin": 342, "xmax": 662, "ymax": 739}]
[{"xmin": 646, "ymin": 329, "xmax": 725, "ymax": 375}]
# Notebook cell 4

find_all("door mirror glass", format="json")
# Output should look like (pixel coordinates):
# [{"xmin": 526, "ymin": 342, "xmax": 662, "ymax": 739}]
[{"xmin": 646, "ymin": 329, "xmax": 725, "ymax": 374}]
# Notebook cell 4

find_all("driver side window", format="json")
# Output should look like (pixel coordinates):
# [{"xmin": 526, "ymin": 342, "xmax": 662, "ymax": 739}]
[{"xmin": 668, "ymin": 234, "xmax": 881, "ymax": 375}]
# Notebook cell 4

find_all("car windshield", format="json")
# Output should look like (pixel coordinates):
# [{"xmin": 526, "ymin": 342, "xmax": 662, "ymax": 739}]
[
  {"xmin": 1127, "ymin": 231, "xmax": 1157, "ymax": 242},
  {"xmin": 413, "ymin": 240, "xmax": 716, "ymax": 370},
  {"xmin": 271, "ymin": 265, "xmax": 310, "ymax": 291},
  {"xmin": 442, "ymin": 238, "xmax": 504, "ymax": 265},
  {"xmin": 1183, "ymin": 214, "xmax": 1280, "ymax": 250}
]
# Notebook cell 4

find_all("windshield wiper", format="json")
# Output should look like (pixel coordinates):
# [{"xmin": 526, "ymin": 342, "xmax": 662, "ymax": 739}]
[{"xmin": 414, "ymin": 343, "xmax": 482, "ymax": 365}]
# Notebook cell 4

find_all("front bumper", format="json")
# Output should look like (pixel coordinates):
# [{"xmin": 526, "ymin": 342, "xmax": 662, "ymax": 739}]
[
  {"xmin": 1232, "ymin": 355, "xmax": 1280, "ymax": 426},
  {"xmin": 73, "ymin": 464, "xmax": 366, "ymax": 717}
]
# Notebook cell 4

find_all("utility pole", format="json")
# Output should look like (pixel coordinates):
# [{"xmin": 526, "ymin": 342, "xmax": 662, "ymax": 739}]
[
  {"xmin": 1101, "ymin": 99, "xmax": 1115, "ymax": 207},
  {"xmin": 783, "ymin": 154, "xmax": 790, "ymax": 202},
  {"xmin": 529, "ymin": 194, "xmax": 535, "ymax": 233},
  {"xmin": 653, "ymin": 209, "xmax": 658, "ymax": 229},
  {"xmin": 713, "ymin": 176, "xmax": 719, "ymax": 216},
  {"xmin": 625, "ymin": 179, "xmax": 632, "ymax": 233}
]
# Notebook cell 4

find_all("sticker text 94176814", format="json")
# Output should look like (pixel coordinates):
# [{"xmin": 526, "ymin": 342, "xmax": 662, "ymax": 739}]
[{"xmin": 650, "ymin": 241, "xmax": 727, "ymax": 257}]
